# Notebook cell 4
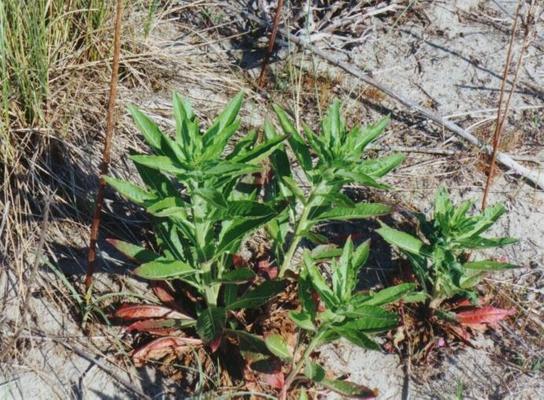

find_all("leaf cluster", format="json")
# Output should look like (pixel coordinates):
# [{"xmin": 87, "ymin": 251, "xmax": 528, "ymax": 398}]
[
  {"xmin": 266, "ymin": 101, "xmax": 404, "ymax": 276},
  {"xmin": 377, "ymin": 187, "xmax": 517, "ymax": 305},
  {"xmin": 107, "ymin": 92, "xmax": 287, "ymax": 343}
]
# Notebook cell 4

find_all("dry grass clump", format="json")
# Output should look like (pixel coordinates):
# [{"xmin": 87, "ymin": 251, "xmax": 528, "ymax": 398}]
[{"xmin": 0, "ymin": 0, "xmax": 170, "ymax": 365}]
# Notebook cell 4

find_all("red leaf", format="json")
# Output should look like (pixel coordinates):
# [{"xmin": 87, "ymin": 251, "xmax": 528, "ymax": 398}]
[
  {"xmin": 115, "ymin": 304, "xmax": 192, "ymax": 321},
  {"xmin": 209, "ymin": 335, "xmax": 222, "ymax": 353},
  {"xmin": 257, "ymin": 259, "xmax": 278, "ymax": 280},
  {"xmin": 456, "ymin": 307, "xmax": 515, "ymax": 328},
  {"xmin": 261, "ymin": 371, "xmax": 285, "ymax": 389},
  {"xmin": 132, "ymin": 336, "xmax": 202, "ymax": 366},
  {"xmin": 125, "ymin": 319, "xmax": 179, "ymax": 336},
  {"xmin": 151, "ymin": 281, "xmax": 177, "ymax": 306},
  {"xmin": 452, "ymin": 298, "xmax": 473, "ymax": 308}
]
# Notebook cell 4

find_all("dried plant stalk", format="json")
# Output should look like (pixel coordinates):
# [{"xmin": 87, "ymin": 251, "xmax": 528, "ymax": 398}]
[{"xmin": 85, "ymin": 0, "xmax": 124, "ymax": 291}]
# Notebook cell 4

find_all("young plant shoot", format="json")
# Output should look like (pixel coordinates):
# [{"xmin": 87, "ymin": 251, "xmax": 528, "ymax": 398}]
[
  {"xmin": 271, "ymin": 238, "xmax": 415, "ymax": 398},
  {"xmin": 377, "ymin": 187, "xmax": 517, "ymax": 308},
  {"xmin": 265, "ymin": 101, "xmax": 404, "ymax": 276}
]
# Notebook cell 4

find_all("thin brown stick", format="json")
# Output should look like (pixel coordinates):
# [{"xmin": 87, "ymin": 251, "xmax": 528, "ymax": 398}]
[
  {"xmin": 257, "ymin": 0, "xmax": 284, "ymax": 88},
  {"xmin": 85, "ymin": 0, "xmax": 124, "ymax": 291},
  {"xmin": 239, "ymin": 7, "xmax": 544, "ymax": 189},
  {"xmin": 481, "ymin": 0, "xmax": 522, "ymax": 210}
]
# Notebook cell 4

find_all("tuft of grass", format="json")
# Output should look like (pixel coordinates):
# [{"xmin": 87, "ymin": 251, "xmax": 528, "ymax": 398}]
[{"xmin": 0, "ymin": 0, "xmax": 110, "ymax": 161}]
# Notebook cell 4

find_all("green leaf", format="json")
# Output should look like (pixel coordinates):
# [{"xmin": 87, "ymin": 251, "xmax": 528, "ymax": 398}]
[
  {"xmin": 456, "ymin": 236, "xmax": 517, "ymax": 249},
  {"xmin": 336, "ymin": 169, "xmax": 389, "ymax": 190},
  {"xmin": 202, "ymin": 92, "xmax": 244, "ymax": 147},
  {"xmin": 220, "ymin": 200, "xmax": 279, "ymax": 220},
  {"xmin": 107, "ymin": 239, "xmax": 160, "ymax": 264},
  {"xmin": 219, "ymin": 268, "xmax": 256, "ymax": 283},
  {"xmin": 226, "ymin": 329, "xmax": 270, "ymax": 355},
  {"xmin": 289, "ymin": 311, "xmax": 315, "ymax": 331},
  {"xmin": 204, "ymin": 161, "xmax": 260, "ymax": 177},
  {"xmin": 146, "ymin": 196, "xmax": 186, "ymax": 215},
  {"xmin": 104, "ymin": 176, "xmax": 157, "ymax": 205},
  {"xmin": 134, "ymin": 260, "xmax": 197, "ymax": 280},
  {"xmin": 359, "ymin": 153, "xmax": 405, "ymax": 178},
  {"xmin": 172, "ymin": 92, "xmax": 195, "ymax": 147},
  {"xmin": 361, "ymin": 283, "xmax": 416, "ymax": 306},
  {"xmin": 311, "ymin": 244, "xmax": 343, "ymax": 260},
  {"xmin": 226, "ymin": 280, "xmax": 286, "ymax": 310},
  {"xmin": 134, "ymin": 162, "xmax": 178, "ymax": 198},
  {"xmin": 216, "ymin": 215, "xmax": 278, "ymax": 255},
  {"xmin": 128, "ymin": 105, "xmax": 164, "ymax": 150},
  {"xmin": 230, "ymin": 134, "xmax": 286, "ymax": 164},
  {"xmin": 376, "ymin": 224, "xmax": 425, "ymax": 255},
  {"xmin": 456, "ymin": 203, "xmax": 507, "ymax": 240},
  {"xmin": 196, "ymin": 306, "xmax": 226, "ymax": 343},
  {"xmin": 312, "ymin": 203, "xmax": 391, "ymax": 222},
  {"xmin": 281, "ymin": 176, "xmax": 306, "ymax": 202},
  {"xmin": 333, "ymin": 327, "xmax": 380, "ymax": 351},
  {"xmin": 321, "ymin": 377, "xmax": 378, "ymax": 399},
  {"xmin": 304, "ymin": 252, "xmax": 337, "ymax": 309},
  {"xmin": 340, "ymin": 305, "xmax": 398, "ymax": 332},
  {"xmin": 193, "ymin": 188, "xmax": 228, "ymax": 209},
  {"xmin": 202, "ymin": 119, "xmax": 241, "ymax": 160},
  {"xmin": 334, "ymin": 237, "xmax": 354, "ymax": 301},
  {"xmin": 304, "ymin": 361, "xmax": 326, "ymax": 382},
  {"xmin": 354, "ymin": 116, "xmax": 390, "ymax": 151},
  {"xmin": 273, "ymin": 104, "xmax": 313, "ymax": 172},
  {"xmin": 264, "ymin": 334, "xmax": 292, "ymax": 360},
  {"xmin": 352, "ymin": 240, "xmax": 371, "ymax": 271},
  {"xmin": 463, "ymin": 260, "xmax": 516, "ymax": 270},
  {"xmin": 130, "ymin": 155, "xmax": 188, "ymax": 175}
]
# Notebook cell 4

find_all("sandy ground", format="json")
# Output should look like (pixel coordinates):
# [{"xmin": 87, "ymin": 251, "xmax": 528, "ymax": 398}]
[{"xmin": 1, "ymin": 0, "xmax": 543, "ymax": 399}]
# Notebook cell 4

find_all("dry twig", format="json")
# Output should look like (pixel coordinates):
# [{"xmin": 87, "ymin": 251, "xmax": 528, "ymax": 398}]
[
  {"xmin": 482, "ymin": 0, "xmax": 536, "ymax": 209},
  {"xmin": 85, "ymin": 0, "xmax": 124, "ymax": 290},
  {"xmin": 258, "ymin": 0, "xmax": 285, "ymax": 88}
]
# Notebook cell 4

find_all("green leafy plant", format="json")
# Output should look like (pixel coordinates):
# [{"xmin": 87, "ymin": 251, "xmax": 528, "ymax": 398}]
[
  {"xmin": 106, "ymin": 92, "xmax": 289, "ymax": 351},
  {"xmin": 265, "ymin": 101, "xmax": 405, "ymax": 277},
  {"xmin": 375, "ymin": 187, "xmax": 517, "ymax": 357},
  {"xmin": 267, "ymin": 238, "xmax": 415, "ymax": 399},
  {"xmin": 377, "ymin": 187, "xmax": 517, "ymax": 308},
  {"xmin": 105, "ymin": 95, "xmax": 410, "ymax": 396}
]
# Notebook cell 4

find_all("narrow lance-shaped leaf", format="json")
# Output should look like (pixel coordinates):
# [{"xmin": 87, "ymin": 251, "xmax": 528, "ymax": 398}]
[
  {"xmin": 312, "ymin": 203, "xmax": 391, "ymax": 222},
  {"xmin": 264, "ymin": 334, "xmax": 292, "ymax": 360},
  {"xmin": 376, "ymin": 224, "xmax": 425, "ymax": 256},
  {"xmin": 272, "ymin": 104, "xmax": 313, "ymax": 172},
  {"xmin": 106, "ymin": 238, "xmax": 160, "ymax": 264},
  {"xmin": 360, "ymin": 283, "xmax": 416, "ymax": 306},
  {"xmin": 104, "ymin": 176, "xmax": 157, "ymax": 206},
  {"xmin": 134, "ymin": 260, "xmax": 197, "ymax": 280},
  {"xmin": 463, "ymin": 260, "xmax": 515, "ymax": 270},
  {"xmin": 202, "ymin": 92, "xmax": 244, "ymax": 146}
]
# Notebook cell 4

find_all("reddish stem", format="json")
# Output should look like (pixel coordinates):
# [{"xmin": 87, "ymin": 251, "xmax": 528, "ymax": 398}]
[
  {"xmin": 85, "ymin": 0, "xmax": 124, "ymax": 291},
  {"xmin": 257, "ymin": 0, "xmax": 285, "ymax": 88}
]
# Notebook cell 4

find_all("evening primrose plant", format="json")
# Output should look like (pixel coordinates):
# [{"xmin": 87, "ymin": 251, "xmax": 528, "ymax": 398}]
[
  {"xmin": 106, "ymin": 92, "xmax": 289, "ymax": 344},
  {"xmin": 377, "ymin": 187, "xmax": 517, "ymax": 308},
  {"xmin": 265, "ymin": 101, "xmax": 404, "ymax": 276},
  {"xmin": 268, "ymin": 238, "xmax": 415, "ymax": 398},
  {"xmin": 104, "ymin": 93, "xmax": 408, "ymax": 395}
]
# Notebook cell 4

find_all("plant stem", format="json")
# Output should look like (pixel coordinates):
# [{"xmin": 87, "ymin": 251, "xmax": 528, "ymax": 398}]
[
  {"xmin": 85, "ymin": 0, "xmax": 123, "ymax": 292},
  {"xmin": 279, "ymin": 203, "xmax": 311, "ymax": 277},
  {"xmin": 280, "ymin": 330, "xmax": 323, "ymax": 400}
]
